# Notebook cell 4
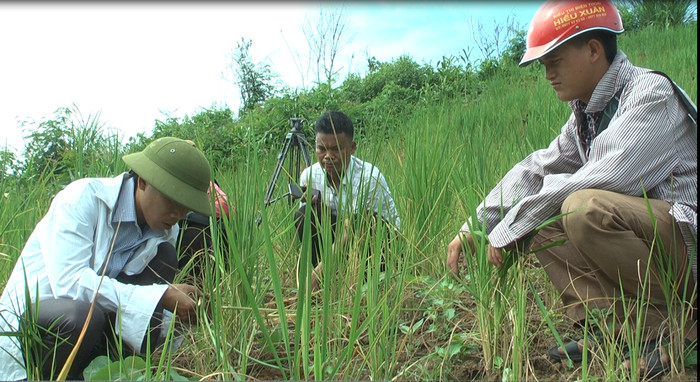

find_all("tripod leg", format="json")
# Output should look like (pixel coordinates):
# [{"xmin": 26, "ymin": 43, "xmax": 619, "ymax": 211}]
[
  {"xmin": 257, "ymin": 129, "xmax": 313, "ymax": 225},
  {"xmin": 300, "ymin": 138, "xmax": 312, "ymax": 168},
  {"xmin": 263, "ymin": 135, "xmax": 293, "ymax": 206},
  {"xmin": 289, "ymin": 141, "xmax": 299, "ymax": 188},
  {"xmin": 289, "ymin": 133, "xmax": 313, "ymax": 184}
]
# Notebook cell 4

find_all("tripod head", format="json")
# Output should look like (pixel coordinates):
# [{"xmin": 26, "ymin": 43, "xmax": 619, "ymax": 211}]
[{"xmin": 290, "ymin": 117, "xmax": 305, "ymax": 132}]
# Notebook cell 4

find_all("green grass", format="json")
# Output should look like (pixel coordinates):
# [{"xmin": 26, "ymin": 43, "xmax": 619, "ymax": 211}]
[{"xmin": 0, "ymin": 22, "xmax": 696, "ymax": 381}]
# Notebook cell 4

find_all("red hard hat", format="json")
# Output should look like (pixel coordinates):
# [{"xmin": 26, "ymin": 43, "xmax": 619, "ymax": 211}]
[{"xmin": 519, "ymin": 0, "xmax": 624, "ymax": 66}]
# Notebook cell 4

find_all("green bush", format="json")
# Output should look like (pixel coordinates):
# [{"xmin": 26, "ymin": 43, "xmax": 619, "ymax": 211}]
[{"xmin": 19, "ymin": 106, "xmax": 119, "ymax": 183}]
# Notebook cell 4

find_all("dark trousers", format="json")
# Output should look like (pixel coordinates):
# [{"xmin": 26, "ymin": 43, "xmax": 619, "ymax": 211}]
[
  {"xmin": 178, "ymin": 213, "xmax": 228, "ymax": 277},
  {"xmin": 294, "ymin": 204, "xmax": 394, "ymax": 271},
  {"xmin": 20, "ymin": 242, "xmax": 177, "ymax": 380},
  {"xmin": 294, "ymin": 203, "xmax": 339, "ymax": 268}
]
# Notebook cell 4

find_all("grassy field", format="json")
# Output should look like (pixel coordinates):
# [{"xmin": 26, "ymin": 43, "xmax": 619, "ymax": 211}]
[{"xmin": 0, "ymin": 23, "xmax": 697, "ymax": 381}]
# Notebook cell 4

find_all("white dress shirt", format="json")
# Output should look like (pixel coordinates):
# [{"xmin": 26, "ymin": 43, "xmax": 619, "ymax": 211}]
[
  {"xmin": 299, "ymin": 155, "xmax": 401, "ymax": 228},
  {"xmin": 0, "ymin": 173, "xmax": 178, "ymax": 380}
]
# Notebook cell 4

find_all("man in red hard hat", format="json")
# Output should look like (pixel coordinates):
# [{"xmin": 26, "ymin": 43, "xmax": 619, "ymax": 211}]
[{"xmin": 446, "ymin": 0, "xmax": 696, "ymax": 378}]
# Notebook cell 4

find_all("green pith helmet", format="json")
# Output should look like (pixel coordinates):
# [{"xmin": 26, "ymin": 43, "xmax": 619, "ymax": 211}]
[{"xmin": 122, "ymin": 137, "xmax": 212, "ymax": 216}]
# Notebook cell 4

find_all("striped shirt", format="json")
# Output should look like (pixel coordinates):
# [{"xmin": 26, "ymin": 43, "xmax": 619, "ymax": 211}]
[
  {"xmin": 102, "ymin": 176, "xmax": 160, "ymax": 278},
  {"xmin": 460, "ymin": 51, "xmax": 697, "ymax": 280}
]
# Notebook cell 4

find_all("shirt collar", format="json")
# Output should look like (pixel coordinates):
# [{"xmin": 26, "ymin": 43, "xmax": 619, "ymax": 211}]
[
  {"xmin": 112, "ymin": 175, "xmax": 138, "ymax": 224},
  {"xmin": 569, "ymin": 50, "xmax": 630, "ymax": 114}
]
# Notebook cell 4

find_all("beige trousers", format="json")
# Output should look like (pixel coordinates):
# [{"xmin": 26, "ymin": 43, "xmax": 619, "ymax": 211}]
[{"xmin": 532, "ymin": 189, "xmax": 696, "ymax": 341}]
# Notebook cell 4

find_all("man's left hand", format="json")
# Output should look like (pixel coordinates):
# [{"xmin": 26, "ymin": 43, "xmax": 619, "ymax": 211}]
[{"xmin": 487, "ymin": 244, "xmax": 504, "ymax": 267}]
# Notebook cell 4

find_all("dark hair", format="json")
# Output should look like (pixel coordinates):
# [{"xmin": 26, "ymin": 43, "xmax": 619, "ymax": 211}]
[
  {"xmin": 127, "ymin": 169, "xmax": 140, "ymax": 181},
  {"xmin": 570, "ymin": 30, "xmax": 618, "ymax": 64},
  {"xmin": 315, "ymin": 110, "xmax": 354, "ymax": 140}
]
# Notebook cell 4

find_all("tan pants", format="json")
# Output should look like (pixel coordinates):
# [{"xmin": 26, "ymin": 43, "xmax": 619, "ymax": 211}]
[{"xmin": 533, "ymin": 189, "xmax": 696, "ymax": 341}]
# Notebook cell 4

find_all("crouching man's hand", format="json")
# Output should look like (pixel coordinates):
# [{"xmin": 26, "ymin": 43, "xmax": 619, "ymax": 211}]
[
  {"xmin": 160, "ymin": 283, "xmax": 201, "ymax": 325},
  {"xmin": 446, "ymin": 232, "xmax": 475, "ymax": 279}
]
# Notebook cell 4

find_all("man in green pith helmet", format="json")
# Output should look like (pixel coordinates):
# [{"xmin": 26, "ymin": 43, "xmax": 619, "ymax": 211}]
[
  {"xmin": 0, "ymin": 137, "xmax": 211, "ymax": 380},
  {"xmin": 446, "ymin": 0, "xmax": 696, "ymax": 378}
]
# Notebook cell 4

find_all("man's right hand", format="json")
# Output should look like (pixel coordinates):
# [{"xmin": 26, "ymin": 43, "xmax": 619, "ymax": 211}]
[
  {"xmin": 160, "ymin": 283, "xmax": 201, "ymax": 325},
  {"xmin": 300, "ymin": 184, "xmax": 322, "ymax": 205},
  {"xmin": 446, "ymin": 232, "xmax": 475, "ymax": 279}
]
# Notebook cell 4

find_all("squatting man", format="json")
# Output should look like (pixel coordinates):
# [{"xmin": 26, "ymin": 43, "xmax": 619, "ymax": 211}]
[{"xmin": 0, "ymin": 137, "xmax": 211, "ymax": 380}]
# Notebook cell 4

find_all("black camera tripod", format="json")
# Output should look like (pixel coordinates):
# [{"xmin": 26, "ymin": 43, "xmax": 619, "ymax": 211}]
[{"xmin": 257, "ymin": 118, "xmax": 312, "ymax": 225}]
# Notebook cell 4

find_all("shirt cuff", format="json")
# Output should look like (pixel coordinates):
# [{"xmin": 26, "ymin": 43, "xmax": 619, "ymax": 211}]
[
  {"xmin": 487, "ymin": 222, "xmax": 517, "ymax": 248},
  {"xmin": 459, "ymin": 216, "xmax": 474, "ymax": 233}
]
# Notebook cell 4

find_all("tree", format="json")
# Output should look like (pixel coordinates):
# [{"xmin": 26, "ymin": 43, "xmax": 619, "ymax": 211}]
[
  {"xmin": 19, "ymin": 105, "xmax": 114, "ymax": 181},
  {"xmin": 228, "ymin": 37, "xmax": 276, "ymax": 116},
  {"xmin": 468, "ymin": 13, "xmax": 525, "ymax": 66},
  {"xmin": 21, "ymin": 107, "xmax": 72, "ymax": 177},
  {"xmin": 302, "ymin": 6, "xmax": 350, "ymax": 88}
]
